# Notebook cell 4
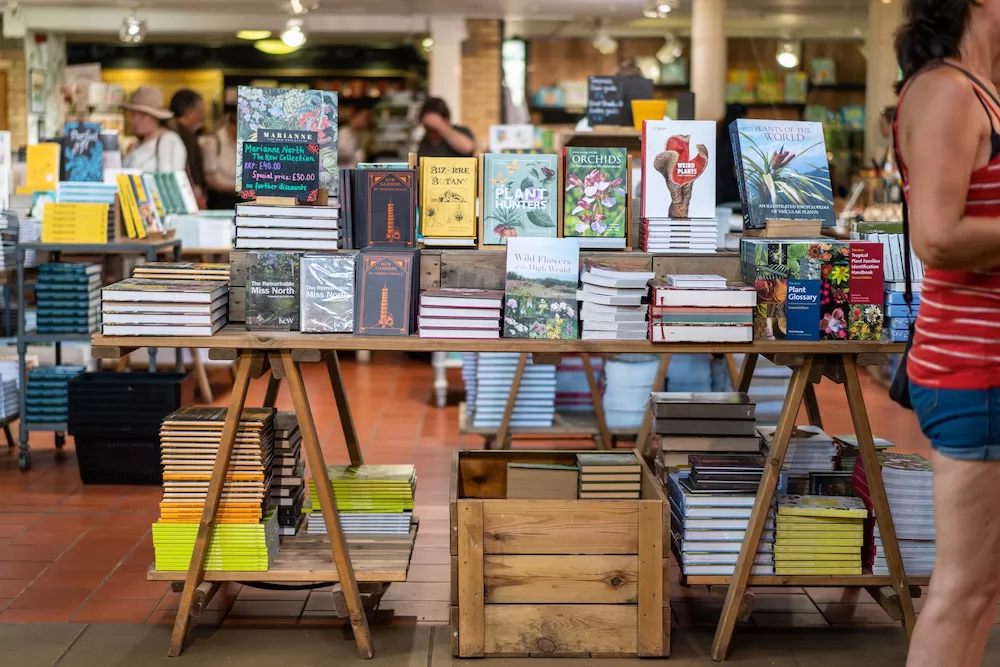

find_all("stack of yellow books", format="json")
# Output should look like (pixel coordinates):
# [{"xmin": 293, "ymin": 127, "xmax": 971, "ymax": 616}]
[{"xmin": 774, "ymin": 495, "xmax": 867, "ymax": 575}]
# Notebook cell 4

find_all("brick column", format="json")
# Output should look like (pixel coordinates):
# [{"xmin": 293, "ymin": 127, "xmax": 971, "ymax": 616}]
[{"xmin": 460, "ymin": 19, "xmax": 502, "ymax": 152}]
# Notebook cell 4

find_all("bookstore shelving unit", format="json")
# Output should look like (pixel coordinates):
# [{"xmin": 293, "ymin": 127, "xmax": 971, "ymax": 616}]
[
  {"xmin": 90, "ymin": 329, "xmax": 920, "ymax": 661},
  {"xmin": 14, "ymin": 238, "xmax": 182, "ymax": 470}
]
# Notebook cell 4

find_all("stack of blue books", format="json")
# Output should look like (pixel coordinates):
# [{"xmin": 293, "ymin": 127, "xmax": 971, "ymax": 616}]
[
  {"xmin": 35, "ymin": 263, "xmax": 101, "ymax": 334},
  {"xmin": 25, "ymin": 365, "xmax": 85, "ymax": 423},
  {"xmin": 884, "ymin": 288, "xmax": 920, "ymax": 343}
]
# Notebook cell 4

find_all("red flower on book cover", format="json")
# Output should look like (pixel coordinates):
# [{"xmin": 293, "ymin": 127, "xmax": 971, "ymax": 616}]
[{"xmin": 307, "ymin": 143, "xmax": 319, "ymax": 155}]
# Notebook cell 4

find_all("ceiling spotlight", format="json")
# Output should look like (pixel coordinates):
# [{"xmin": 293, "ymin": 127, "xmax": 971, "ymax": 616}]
[
  {"xmin": 287, "ymin": 0, "xmax": 319, "ymax": 14},
  {"xmin": 593, "ymin": 29, "xmax": 618, "ymax": 55},
  {"xmin": 281, "ymin": 19, "xmax": 306, "ymax": 48},
  {"xmin": 656, "ymin": 31, "xmax": 683, "ymax": 64},
  {"xmin": 776, "ymin": 40, "xmax": 800, "ymax": 69},
  {"xmin": 642, "ymin": 0, "xmax": 659, "ymax": 18},
  {"xmin": 119, "ymin": 14, "xmax": 146, "ymax": 44},
  {"xmin": 236, "ymin": 30, "xmax": 272, "ymax": 40},
  {"xmin": 655, "ymin": 1, "xmax": 673, "ymax": 14}
]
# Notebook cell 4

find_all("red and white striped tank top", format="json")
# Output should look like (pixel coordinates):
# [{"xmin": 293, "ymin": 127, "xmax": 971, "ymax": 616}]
[{"xmin": 895, "ymin": 64, "xmax": 1000, "ymax": 390}]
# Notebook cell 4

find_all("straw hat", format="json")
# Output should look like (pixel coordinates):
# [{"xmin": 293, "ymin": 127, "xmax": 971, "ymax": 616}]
[{"xmin": 122, "ymin": 86, "xmax": 173, "ymax": 120}]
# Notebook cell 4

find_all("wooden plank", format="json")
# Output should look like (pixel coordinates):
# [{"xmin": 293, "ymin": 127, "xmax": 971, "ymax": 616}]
[
  {"xmin": 496, "ymin": 353, "xmax": 527, "ymax": 450},
  {"xmin": 484, "ymin": 605, "xmax": 638, "ymax": 656},
  {"xmin": 636, "ymin": 353, "xmax": 670, "ymax": 457},
  {"xmin": 450, "ymin": 606, "xmax": 460, "ymax": 657},
  {"xmin": 440, "ymin": 251, "xmax": 506, "ymax": 290},
  {"xmin": 531, "ymin": 352, "xmax": 562, "ymax": 366},
  {"xmin": 482, "ymin": 500, "xmax": 638, "ymax": 554},
  {"xmin": 229, "ymin": 249, "xmax": 247, "ymax": 286},
  {"xmin": 451, "ymin": 555, "xmax": 459, "ymax": 604},
  {"xmin": 228, "ymin": 286, "xmax": 246, "ymax": 323},
  {"xmin": 268, "ymin": 352, "xmax": 285, "ymax": 379},
  {"xmin": 262, "ymin": 375, "xmax": 280, "ymax": 408},
  {"xmin": 208, "ymin": 348, "xmax": 239, "ymax": 361},
  {"xmin": 736, "ymin": 352, "xmax": 757, "ymax": 393},
  {"xmin": 291, "ymin": 349, "xmax": 323, "ymax": 363},
  {"xmin": 803, "ymin": 383, "xmax": 823, "ymax": 429},
  {"xmin": 637, "ymin": 501, "xmax": 665, "ymax": 657},
  {"xmin": 449, "ymin": 450, "xmax": 460, "ymax": 555},
  {"xmin": 652, "ymin": 252, "xmax": 741, "ymax": 283},
  {"xmin": 420, "ymin": 252, "xmax": 441, "ymax": 291},
  {"xmin": 457, "ymin": 500, "xmax": 485, "ymax": 658},
  {"xmin": 582, "ymin": 353, "xmax": 612, "ymax": 450},
  {"xmin": 91, "ymin": 345, "xmax": 135, "ymax": 360},
  {"xmin": 484, "ymin": 555, "xmax": 638, "ymax": 603},
  {"xmin": 326, "ymin": 352, "xmax": 364, "ymax": 467},
  {"xmin": 725, "ymin": 354, "xmax": 740, "ymax": 391}
]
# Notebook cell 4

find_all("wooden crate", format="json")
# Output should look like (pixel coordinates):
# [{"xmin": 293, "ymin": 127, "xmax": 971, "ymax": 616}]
[{"xmin": 449, "ymin": 449, "xmax": 669, "ymax": 658}]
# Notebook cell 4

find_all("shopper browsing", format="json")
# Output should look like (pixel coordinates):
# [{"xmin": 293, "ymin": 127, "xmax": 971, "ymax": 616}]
[
  {"xmin": 416, "ymin": 97, "xmax": 476, "ymax": 158},
  {"xmin": 893, "ymin": 1, "xmax": 1000, "ymax": 666},
  {"xmin": 201, "ymin": 106, "xmax": 239, "ymax": 210},
  {"xmin": 121, "ymin": 86, "xmax": 187, "ymax": 173},
  {"xmin": 170, "ymin": 89, "xmax": 208, "ymax": 209},
  {"xmin": 338, "ymin": 105, "xmax": 372, "ymax": 167}
]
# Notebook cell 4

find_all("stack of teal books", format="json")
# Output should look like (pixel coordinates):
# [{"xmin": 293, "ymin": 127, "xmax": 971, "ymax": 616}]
[
  {"xmin": 25, "ymin": 365, "xmax": 84, "ymax": 423},
  {"xmin": 307, "ymin": 464, "xmax": 416, "ymax": 535},
  {"xmin": 35, "ymin": 263, "xmax": 101, "ymax": 334}
]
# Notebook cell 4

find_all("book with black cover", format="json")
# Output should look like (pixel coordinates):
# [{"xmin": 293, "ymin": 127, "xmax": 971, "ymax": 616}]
[
  {"xmin": 246, "ymin": 251, "xmax": 300, "ymax": 331},
  {"xmin": 339, "ymin": 168, "xmax": 354, "ymax": 249},
  {"xmin": 354, "ymin": 249, "xmax": 419, "ymax": 336},
  {"xmin": 300, "ymin": 252, "xmax": 357, "ymax": 333},
  {"xmin": 650, "ymin": 392, "xmax": 756, "ymax": 420},
  {"xmin": 361, "ymin": 170, "xmax": 416, "ymax": 248}
]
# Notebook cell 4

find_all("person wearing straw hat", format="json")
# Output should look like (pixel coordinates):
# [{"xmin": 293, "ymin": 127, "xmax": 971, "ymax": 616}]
[{"xmin": 121, "ymin": 86, "xmax": 187, "ymax": 173}]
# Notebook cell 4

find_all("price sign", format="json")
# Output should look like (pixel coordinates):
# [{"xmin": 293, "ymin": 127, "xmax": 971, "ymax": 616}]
[
  {"xmin": 587, "ymin": 75, "xmax": 624, "ymax": 126},
  {"xmin": 240, "ymin": 130, "xmax": 320, "ymax": 201}
]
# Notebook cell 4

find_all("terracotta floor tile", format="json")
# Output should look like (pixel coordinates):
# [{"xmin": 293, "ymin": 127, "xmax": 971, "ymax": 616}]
[
  {"xmin": 0, "ymin": 561, "xmax": 49, "ymax": 580},
  {"xmin": 0, "ymin": 607, "xmax": 76, "ymax": 622},
  {"xmin": 0, "ymin": 579, "xmax": 31, "ymax": 598},
  {"xmin": 92, "ymin": 574, "xmax": 169, "ymax": 600},
  {"xmin": 71, "ymin": 596, "xmax": 158, "ymax": 623}
]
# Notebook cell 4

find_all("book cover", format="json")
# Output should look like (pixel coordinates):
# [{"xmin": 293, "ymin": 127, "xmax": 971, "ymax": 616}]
[
  {"xmin": 363, "ymin": 170, "xmax": 416, "ymax": 248},
  {"xmin": 22, "ymin": 143, "xmax": 60, "ymax": 194},
  {"xmin": 847, "ymin": 242, "xmax": 884, "ymax": 341},
  {"xmin": 502, "ymin": 237, "xmax": 579, "ymax": 339},
  {"xmin": 777, "ymin": 495, "xmax": 868, "ymax": 519},
  {"xmin": 811, "ymin": 58, "xmax": 837, "ymax": 85},
  {"xmin": 61, "ymin": 122, "xmax": 103, "ymax": 182},
  {"xmin": 731, "ymin": 119, "xmax": 836, "ymax": 229},
  {"xmin": 562, "ymin": 147, "xmax": 628, "ymax": 239},
  {"xmin": 246, "ymin": 251, "xmax": 300, "ymax": 331},
  {"xmin": 482, "ymin": 153, "xmax": 559, "ymax": 245},
  {"xmin": 642, "ymin": 121, "xmax": 716, "ymax": 220},
  {"xmin": 300, "ymin": 253, "xmax": 357, "ymax": 333},
  {"xmin": 236, "ymin": 86, "xmax": 338, "ymax": 195},
  {"xmin": 419, "ymin": 157, "xmax": 477, "ymax": 239},
  {"xmin": 355, "ymin": 250, "xmax": 416, "ymax": 336},
  {"xmin": 741, "ymin": 240, "xmax": 822, "ymax": 340}
]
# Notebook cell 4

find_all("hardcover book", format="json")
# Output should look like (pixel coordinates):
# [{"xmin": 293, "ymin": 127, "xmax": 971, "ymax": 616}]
[
  {"xmin": 641, "ymin": 120, "xmax": 716, "ymax": 219},
  {"xmin": 300, "ymin": 253, "xmax": 357, "ymax": 333},
  {"xmin": 60, "ymin": 122, "xmax": 103, "ymax": 182},
  {"xmin": 362, "ymin": 170, "xmax": 416, "ymax": 248},
  {"xmin": 502, "ymin": 237, "xmax": 579, "ymax": 339},
  {"xmin": 246, "ymin": 251, "xmax": 300, "ymax": 331},
  {"xmin": 355, "ymin": 249, "xmax": 418, "ymax": 336},
  {"xmin": 236, "ymin": 86, "xmax": 338, "ymax": 195},
  {"xmin": 482, "ymin": 153, "xmax": 559, "ymax": 245},
  {"xmin": 731, "ymin": 119, "xmax": 836, "ymax": 229},
  {"xmin": 419, "ymin": 157, "xmax": 477, "ymax": 241},
  {"xmin": 562, "ymin": 147, "xmax": 628, "ymax": 241}
]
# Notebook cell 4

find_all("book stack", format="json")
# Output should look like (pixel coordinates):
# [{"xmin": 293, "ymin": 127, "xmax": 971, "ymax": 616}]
[
  {"xmin": 884, "ymin": 287, "xmax": 919, "ymax": 343},
  {"xmin": 577, "ymin": 265, "xmax": 654, "ymax": 340},
  {"xmin": 24, "ymin": 365, "xmax": 84, "ymax": 424},
  {"xmin": 472, "ymin": 353, "xmax": 557, "ymax": 429},
  {"xmin": 461, "ymin": 353, "xmax": 478, "ymax": 418},
  {"xmin": 649, "ymin": 275, "xmax": 756, "ymax": 342},
  {"xmin": 55, "ymin": 182, "xmax": 118, "ymax": 241},
  {"xmin": 272, "ymin": 412, "xmax": 305, "ymax": 537},
  {"xmin": 554, "ymin": 355, "xmax": 602, "ymax": 413},
  {"xmin": 576, "ymin": 452, "xmax": 642, "ymax": 499},
  {"xmin": 602, "ymin": 355, "xmax": 661, "ymax": 429},
  {"xmin": 669, "ymin": 468, "xmax": 775, "ymax": 576},
  {"xmin": 152, "ymin": 511, "xmax": 279, "ymax": 572},
  {"xmin": 132, "ymin": 262, "xmax": 230, "ymax": 282},
  {"xmin": 418, "ymin": 288, "xmax": 503, "ymax": 339},
  {"xmin": 641, "ymin": 218, "xmax": 718, "ymax": 253},
  {"xmin": 832, "ymin": 434, "xmax": 895, "ymax": 472},
  {"xmin": 307, "ymin": 465, "xmax": 415, "ymax": 535},
  {"xmin": 35, "ymin": 263, "xmax": 102, "ymax": 334},
  {"xmin": 0, "ymin": 212, "xmax": 16, "ymax": 272},
  {"xmin": 774, "ymin": 495, "xmax": 867, "ymax": 575},
  {"xmin": 652, "ymin": 392, "xmax": 760, "ymax": 472},
  {"xmin": 101, "ymin": 278, "xmax": 228, "ymax": 336},
  {"xmin": 235, "ymin": 203, "xmax": 340, "ymax": 251},
  {"xmin": 759, "ymin": 425, "xmax": 836, "ymax": 493},
  {"xmin": 0, "ymin": 361, "xmax": 18, "ymax": 422}
]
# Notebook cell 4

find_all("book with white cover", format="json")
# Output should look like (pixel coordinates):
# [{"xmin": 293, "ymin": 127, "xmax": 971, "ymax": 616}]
[
  {"xmin": 420, "ymin": 288, "xmax": 504, "ymax": 309},
  {"xmin": 102, "ymin": 296, "xmax": 228, "ymax": 314},
  {"xmin": 581, "ymin": 265, "xmax": 655, "ymax": 289},
  {"xmin": 236, "ymin": 227, "xmax": 340, "ymax": 240},
  {"xmin": 582, "ymin": 329, "xmax": 647, "ymax": 340},
  {"xmin": 651, "ymin": 323, "xmax": 753, "ymax": 343},
  {"xmin": 665, "ymin": 274, "xmax": 728, "ymax": 289},
  {"xmin": 582, "ymin": 320, "xmax": 647, "ymax": 331},
  {"xmin": 642, "ymin": 120, "xmax": 717, "ymax": 219},
  {"xmin": 580, "ymin": 304, "xmax": 647, "ymax": 322},
  {"xmin": 236, "ymin": 203, "xmax": 339, "ymax": 219},
  {"xmin": 236, "ymin": 238, "xmax": 340, "ymax": 250},
  {"xmin": 651, "ymin": 285, "xmax": 756, "ymax": 308},
  {"xmin": 419, "ymin": 328, "xmax": 500, "ymax": 339},
  {"xmin": 236, "ymin": 216, "xmax": 339, "ymax": 229},
  {"xmin": 102, "ymin": 279, "xmax": 228, "ymax": 304},
  {"xmin": 419, "ymin": 306, "xmax": 499, "ymax": 319},
  {"xmin": 418, "ymin": 317, "xmax": 500, "ymax": 329},
  {"xmin": 576, "ymin": 290, "xmax": 645, "ymax": 307},
  {"xmin": 102, "ymin": 320, "xmax": 226, "ymax": 336}
]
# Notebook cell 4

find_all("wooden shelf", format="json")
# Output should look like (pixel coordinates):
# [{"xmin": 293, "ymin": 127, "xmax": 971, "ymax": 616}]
[
  {"xmin": 683, "ymin": 573, "xmax": 930, "ymax": 587},
  {"xmin": 147, "ymin": 520, "xmax": 418, "ymax": 583}
]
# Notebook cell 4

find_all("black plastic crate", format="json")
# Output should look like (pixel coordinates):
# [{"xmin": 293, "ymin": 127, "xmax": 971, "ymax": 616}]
[
  {"xmin": 74, "ymin": 436, "xmax": 162, "ymax": 485},
  {"xmin": 68, "ymin": 372, "xmax": 195, "ymax": 438}
]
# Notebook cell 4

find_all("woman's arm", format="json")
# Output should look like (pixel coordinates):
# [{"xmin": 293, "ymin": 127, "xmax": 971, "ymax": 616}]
[
  {"xmin": 903, "ymin": 71, "xmax": 1000, "ymax": 270},
  {"xmin": 438, "ymin": 125, "xmax": 476, "ymax": 156}
]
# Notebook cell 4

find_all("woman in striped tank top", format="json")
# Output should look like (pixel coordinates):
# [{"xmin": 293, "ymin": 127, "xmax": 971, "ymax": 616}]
[{"xmin": 895, "ymin": 1, "xmax": 1000, "ymax": 665}]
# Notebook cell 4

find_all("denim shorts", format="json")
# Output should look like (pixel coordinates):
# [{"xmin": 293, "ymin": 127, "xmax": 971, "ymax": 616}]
[{"xmin": 909, "ymin": 381, "xmax": 1000, "ymax": 461}]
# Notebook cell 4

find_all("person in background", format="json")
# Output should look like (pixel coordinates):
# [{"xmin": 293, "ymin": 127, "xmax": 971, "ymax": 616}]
[
  {"xmin": 716, "ymin": 102, "xmax": 747, "ymax": 208},
  {"xmin": 338, "ymin": 105, "xmax": 372, "ymax": 167},
  {"xmin": 121, "ymin": 86, "xmax": 187, "ymax": 172},
  {"xmin": 201, "ymin": 105, "xmax": 238, "ymax": 210},
  {"xmin": 892, "ymin": 1, "xmax": 1000, "ymax": 665},
  {"xmin": 878, "ymin": 105, "xmax": 898, "ymax": 179},
  {"xmin": 169, "ymin": 89, "xmax": 207, "ymax": 208},
  {"xmin": 417, "ymin": 97, "xmax": 476, "ymax": 158}
]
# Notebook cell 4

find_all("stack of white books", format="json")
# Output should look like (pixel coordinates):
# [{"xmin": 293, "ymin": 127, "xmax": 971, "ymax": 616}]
[
  {"xmin": 101, "ymin": 279, "xmax": 228, "ymax": 336},
  {"xmin": 235, "ymin": 202, "xmax": 340, "ymax": 251},
  {"xmin": 0, "ymin": 360, "xmax": 18, "ymax": 421},
  {"xmin": 871, "ymin": 453, "xmax": 934, "ymax": 575},
  {"xmin": 461, "ymin": 353, "xmax": 478, "ymax": 418},
  {"xmin": 472, "ymin": 353, "xmax": 556, "ymax": 429},
  {"xmin": 759, "ymin": 424, "xmax": 837, "ymax": 494},
  {"xmin": 649, "ymin": 274, "xmax": 756, "ymax": 343},
  {"xmin": 577, "ymin": 264, "xmax": 654, "ymax": 340},
  {"xmin": 602, "ymin": 355, "xmax": 661, "ymax": 429},
  {"xmin": 641, "ymin": 218, "xmax": 718, "ymax": 253},
  {"xmin": 418, "ymin": 289, "xmax": 502, "ymax": 339}
]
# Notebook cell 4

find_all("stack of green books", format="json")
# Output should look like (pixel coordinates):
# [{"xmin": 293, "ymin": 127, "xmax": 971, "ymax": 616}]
[
  {"xmin": 152, "ymin": 509, "xmax": 279, "ymax": 572},
  {"xmin": 307, "ymin": 464, "xmax": 415, "ymax": 535}
]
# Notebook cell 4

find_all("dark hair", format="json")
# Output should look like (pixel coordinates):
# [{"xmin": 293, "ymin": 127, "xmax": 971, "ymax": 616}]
[
  {"xmin": 895, "ymin": 0, "xmax": 975, "ymax": 92},
  {"xmin": 169, "ymin": 89, "xmax": 203, "ymax": 118},
  {"xmin": 419, "ymin": 97, "xmax": 451, "ymax": 121},
  {"xmin": 880, "ymin": 105, "xmax": 897, "ymax": 123}
]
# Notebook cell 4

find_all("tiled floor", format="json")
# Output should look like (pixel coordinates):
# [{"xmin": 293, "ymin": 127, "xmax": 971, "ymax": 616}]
[{"xmin": 0, "ymin": 352, "xmax": 937, "ymax": 637}]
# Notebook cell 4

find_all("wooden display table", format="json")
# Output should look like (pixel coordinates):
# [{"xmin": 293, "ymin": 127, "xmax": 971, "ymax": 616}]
[{"xmin": 91, "ymin": 330, "xmax": 917, "ymax": 661}]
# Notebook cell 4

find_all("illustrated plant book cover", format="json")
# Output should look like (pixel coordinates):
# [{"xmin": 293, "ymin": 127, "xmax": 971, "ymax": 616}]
[
  {"xmin": 562, "ymin": 147, "xmax": 628, "ymax": 239},
  {"xmin": 300, "ymin": 253, "xmax": 357, "ymax": 333},
  {"xmin": 419, "ymin": 157, "xmax": 477, "ymax": 240},
  {"xmin": 361, "ymin": 169, "xmax": 416, "ymax": 248},
  {"xmin": 502, "ymin": 237, "xmax": 579, "ymax": 339},
  {"xmin": 482, "ymin": 153, "xmax": 559, "ymax": 245},
  {"xmin": 246, "ymin": 251, "xmax": 300, "ymax": 331},
  {"xmin": 730, "ymin": 119, "xmax": 835, "ymax": 229},
  {"xmin": 641, "ymin": 120, "xmax": 716, "ymax": 220},
  {"xmin": 60, "ymin": 122, "xmax": 103, "ymax": 182},
  {"xmin": 777, "ymin": 494, "xmax": 868, "ymax": 519},
  {"xmin": 355, "ymin": 249, "xmax": 418, "ymax": 336},
  {"xmin": 236, "ymin": 86, "xmax": 338, "ymax": 195}
]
